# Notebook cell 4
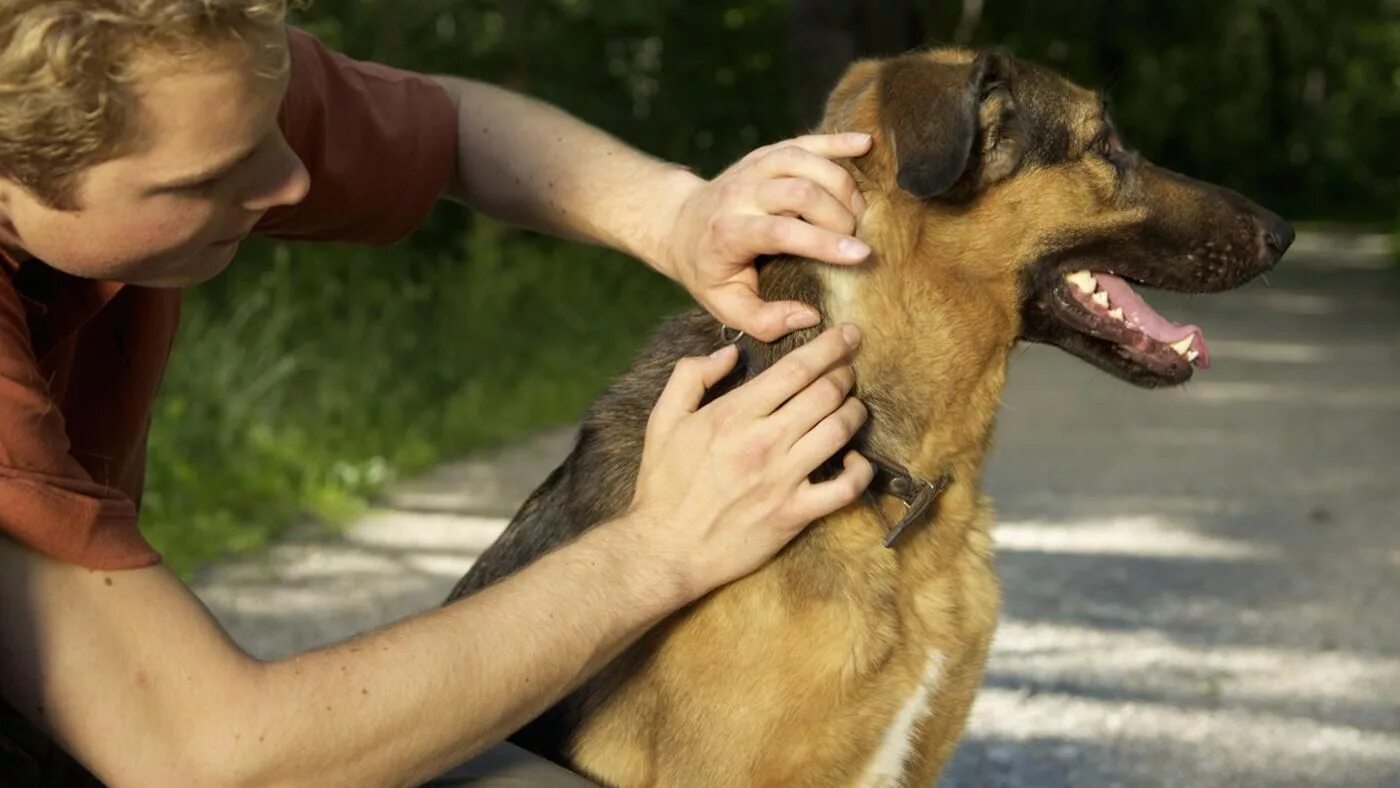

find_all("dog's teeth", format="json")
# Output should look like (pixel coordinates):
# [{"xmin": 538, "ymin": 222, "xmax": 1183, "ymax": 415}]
[
  {"xmin": 1185, "ymin": 349, "xmax": 1200, "ymax": 363},
  {"xmin": 1065, "ymin": 270, "xmax": 1097, "ymax": 294},
  {"xmin": 1108, "ymin": 307, "xmax": 1125, "ymax": 321},
  {"xmin": 1092, "ymin": 291, "xmax": 1110, "ymax": 308},
  {"xmin": 1170, "ymin": 336, "xmax": 1194, "ymax": 355}
]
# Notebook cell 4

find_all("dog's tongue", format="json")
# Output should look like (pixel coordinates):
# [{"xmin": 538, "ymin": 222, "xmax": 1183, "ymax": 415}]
[{"xmin": 1095, "ymin": 274, "xmax": 1211, "ymax": 368}]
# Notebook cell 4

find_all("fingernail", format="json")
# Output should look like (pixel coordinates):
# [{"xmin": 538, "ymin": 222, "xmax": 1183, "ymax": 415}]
[
  {"xmin": 846, "ymin": 132, "xmax": 872, "ymax": 146},
  {"xmin": 852, "ymin": 190, "xmax": 868, "ymax": 215},
  {"xmin": 841, "ymin": 323, "xmax": 862, "ymax": 347},
  {"xmin": 710, "ymin": 344, "xmax": 735, "ymax": 359},
  {"xmin": 839, "ymin": 237, "xmax": 871, "ymax": 260},
  {"xmin": 787, "ymin": 310, "xmax": 820, "ymax": 330}
]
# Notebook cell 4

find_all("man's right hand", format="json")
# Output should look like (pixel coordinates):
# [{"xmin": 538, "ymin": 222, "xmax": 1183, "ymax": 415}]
[
  {"xmin": 626, "ymin": 324, "xmax": 874, "ymax": 602},
  {"xmin": 0, "ymin": 322, "xmax": 871, "ymax": 787}
]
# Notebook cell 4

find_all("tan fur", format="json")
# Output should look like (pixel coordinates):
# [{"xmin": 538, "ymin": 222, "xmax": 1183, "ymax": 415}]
[
  {"xmin": 472, "ymin": 45, "xmax": 1290, "ymax": 786},
  {"xmin": 563, "ymin": 50, "xmax": 1058, "ymax": 787}
]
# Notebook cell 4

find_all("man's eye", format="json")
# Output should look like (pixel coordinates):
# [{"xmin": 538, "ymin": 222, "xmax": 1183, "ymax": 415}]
[{"xmin": 180, "ymin": 177, "xmax": 220, "ymax": 194}]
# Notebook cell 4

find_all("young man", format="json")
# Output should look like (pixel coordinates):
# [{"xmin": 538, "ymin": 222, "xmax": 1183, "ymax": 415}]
[{"xmin": 0, "ymin": 2, "xmax": 875, "ymax": 785}]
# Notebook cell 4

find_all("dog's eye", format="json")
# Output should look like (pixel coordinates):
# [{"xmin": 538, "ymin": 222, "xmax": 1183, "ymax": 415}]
[{"xmin": 1090, "ymin": 133, "xmax": 1127, "ymax": 173}]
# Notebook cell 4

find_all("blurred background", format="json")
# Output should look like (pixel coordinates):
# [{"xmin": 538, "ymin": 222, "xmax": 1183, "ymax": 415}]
[{"xmin": 164, "ymin": 3, "xmax": 1398, "ymax": 786}]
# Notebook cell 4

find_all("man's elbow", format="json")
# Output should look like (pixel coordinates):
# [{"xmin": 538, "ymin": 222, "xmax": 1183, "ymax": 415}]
[{"xmin": 430, "ymin": 74, "xmax": 472, "ymax": 205}]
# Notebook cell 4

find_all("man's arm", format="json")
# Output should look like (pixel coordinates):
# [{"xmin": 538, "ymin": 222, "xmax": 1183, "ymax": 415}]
[
  {"xmin": 431, "ymin": 75, "xmax": 874, "ymax": 342},
  {"xmin": 0, "ymin": 517, "xmax": 674, "ymax": 787},
  {"xmin": 431, "ymin": 75, "xmax": 699, "ymax": 276},
  {"xmin": 0, "ymin": 325, "xmax": 869, "ymax": 787}
]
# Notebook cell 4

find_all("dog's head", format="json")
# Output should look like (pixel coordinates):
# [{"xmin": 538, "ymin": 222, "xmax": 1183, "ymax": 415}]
[{"xmin": 821, "ymin": 49, "xmax": 1292, "ymax": 388}]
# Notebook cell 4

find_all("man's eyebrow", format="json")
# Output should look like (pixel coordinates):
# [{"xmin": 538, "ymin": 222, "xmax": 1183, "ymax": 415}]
[{"xmin": 152, "ymin": 143, "xmax": 260, "ymax": 192}]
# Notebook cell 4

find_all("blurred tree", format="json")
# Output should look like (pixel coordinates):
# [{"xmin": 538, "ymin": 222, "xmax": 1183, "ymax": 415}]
[
  {"xmin": 788, "ymin": 0, "xmax": 926, "ymax": 128},
  {"xmin": 288, "ymin": 1, "xmax": 1395, "ymax": 222}
]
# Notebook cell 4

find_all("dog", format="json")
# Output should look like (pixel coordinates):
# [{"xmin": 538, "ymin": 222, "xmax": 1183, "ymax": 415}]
[{"xmin": 446, "ymin": 48, "xmax": 1293, "ymax": 787}]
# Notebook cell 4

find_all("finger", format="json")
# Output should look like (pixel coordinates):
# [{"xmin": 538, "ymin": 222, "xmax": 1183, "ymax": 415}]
[
  {"xmin": 786, "ymin": 450, "xmax": 876, "ymax": 526},
  {"xmin": 749, "ymin": 142, "xmax": 867, "ymax": 216},
  {"xmin": 648, "ymin": 347, "xmax": 740, "ymax": 436},
  {"xmin": 789, "ymin": 132, "xmax": 874, "ymax": 156},
  {"xmin": 705, "ymin": 283, "xmax": 820, "ymax": 343},
  {"xmin": 770, "ymin": 364, "xmax": 856, "ymax": 447},
  {"xmin": 785, "ymin": 396, "xmax": 869, "ymax": 474},
  {"xmin": 711, "ymin": 214, "xmax": 870, "ymax": 266},
  {"xmin": 733, "ymin": 324, "xmax": 861, "ymax": 416},
  {"xmin": 749, "ymin": 132, "xmax": 873, "ymax": 162},
  {"xmin": 753, "ymin": 178, "xmax": 856, "ymax": 236}
]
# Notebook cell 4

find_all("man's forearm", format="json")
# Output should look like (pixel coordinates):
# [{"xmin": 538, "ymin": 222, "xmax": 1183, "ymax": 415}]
[
  {"xmin": 240, "ymin": 519, "xmax": 681, "ymax": 786},
  {"xmin": 0, "ymin": 517, "xmax": 683, "ymax": 787},
  {"xmin": 432, "ymin": 74, "xmax": 701, "ymax": 279}
]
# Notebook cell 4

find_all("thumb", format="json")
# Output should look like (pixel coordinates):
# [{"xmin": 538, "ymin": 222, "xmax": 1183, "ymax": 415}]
[
  {"xmin": 707, "ymin": 283, "xmax": 820, "ymax": 343},
  {"xmin": 648, "ymin": 346, "xmax": 741, "ymax": 436}
]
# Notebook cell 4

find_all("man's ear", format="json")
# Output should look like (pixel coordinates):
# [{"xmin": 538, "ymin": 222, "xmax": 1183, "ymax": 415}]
[{"xmin": 880, "ymin": 52, "xmax": 1006, "ymax": 200}]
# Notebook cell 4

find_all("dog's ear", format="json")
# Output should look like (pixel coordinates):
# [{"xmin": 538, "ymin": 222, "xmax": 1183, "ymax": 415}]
[{"xmin": 881, "ymin": 52, "xmax": 1008, "ymax": 200}]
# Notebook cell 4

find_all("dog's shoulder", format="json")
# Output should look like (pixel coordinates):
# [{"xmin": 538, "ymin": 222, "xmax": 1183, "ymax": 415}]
[{"xmin": 446, "ymin": 309, "xmax": 720, "ymax": 601}]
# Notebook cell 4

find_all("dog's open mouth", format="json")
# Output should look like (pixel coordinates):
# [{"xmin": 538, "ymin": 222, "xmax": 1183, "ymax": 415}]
[{"xmin": 1052, "ymin": 269, "xmax": 1210, "ymax": 379}]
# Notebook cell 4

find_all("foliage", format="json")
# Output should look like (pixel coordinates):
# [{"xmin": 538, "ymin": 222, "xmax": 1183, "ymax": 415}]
[
  {"xmin": 951, "ymin": 0, "xmax": 1400, "ymax": 223},
  {"xmin": 144, "ymin": 1, "xmax": 1396, "ymax": 574},
  {"xmin": 146, "ymin": 221, "xmax": 686, "ymax": 576}
]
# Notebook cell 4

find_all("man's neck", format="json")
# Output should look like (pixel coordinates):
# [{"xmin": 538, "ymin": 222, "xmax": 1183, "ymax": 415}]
[{"xmin": 0, "ymin": 222, "xmax": 33, "ymax": 268}]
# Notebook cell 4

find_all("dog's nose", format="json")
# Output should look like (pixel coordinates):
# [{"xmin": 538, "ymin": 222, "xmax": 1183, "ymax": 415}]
[{"xmin": 1260, "ymin": 210, "xmax": 1295, "ymax": 255}]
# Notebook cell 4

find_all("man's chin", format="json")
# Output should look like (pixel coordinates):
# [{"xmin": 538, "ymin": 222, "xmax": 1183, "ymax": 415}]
[{"xmin": 133, "ymin": 240, "xmax": 240, "ymax": 288}]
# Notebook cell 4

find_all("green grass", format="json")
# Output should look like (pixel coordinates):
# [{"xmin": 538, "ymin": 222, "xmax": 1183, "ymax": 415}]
[{"xmin": 142, "ymin": 219, "xmax": 688, "ymax": 578}]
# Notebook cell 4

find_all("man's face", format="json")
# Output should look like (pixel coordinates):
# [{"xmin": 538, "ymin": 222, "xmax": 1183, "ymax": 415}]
[{"xmin": 0, "ymin": 38, "xmax": 310, "ymax": 288}]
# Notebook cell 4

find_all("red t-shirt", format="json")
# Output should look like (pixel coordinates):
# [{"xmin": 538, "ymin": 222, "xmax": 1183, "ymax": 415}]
[{"xmin": 0, "ymin": 28, "xmax": 458, "ymax": 570}]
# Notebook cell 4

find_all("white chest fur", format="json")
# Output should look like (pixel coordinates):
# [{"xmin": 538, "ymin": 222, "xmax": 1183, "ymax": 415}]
[{"xmin": 856, "ymin": 649, "xmax": 948, "ymax": 788}]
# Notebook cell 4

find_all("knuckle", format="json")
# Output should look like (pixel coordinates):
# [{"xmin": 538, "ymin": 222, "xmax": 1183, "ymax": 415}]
[
  {"xmin": 787, "ymin": 179, "xmax": 818, "ymax": 205},
  {"xmin": 845, "ymin": 399, "xmax": 870, "ymax": 431},
  {"xmin": 718, "ymin": 180, "xmax": 744, "ymax": 204},
  {"xmin": 837, "ymin": 206, "xmax": 857, "ymax": 234},
  {"xmin": 706, "ymin": 214, "xmax": 725, "ymax": 236},
  {"xmin": 835, "ymin": 365, "xmax": 856, "ymax": 391},
  {"xmin": 779, "ymin": 356, "xmax": 816, "ymax": 388},
  {"xmin": 673, "ymin": 356, "xmax": 702, "ymax": 378},
  {"xmin": 706, "ymin": 399, "xmax": 737, "ymax": 429},
  {"xmin": 709, "ymin": 215, "xmax": 739, "ymax": 246},
  {"xmin": 805, "ymin": 329, "xmax": 845, "ymax": 363},
  {"xmin": 742, "ymin": 143, "xmax": 773, "ymax": 164},
  {"xmin": 840, "ymin": 173, "xmax": 860, "ymax": 200},
  {"xmin": 857, "ymin": 454, "xmax": 876, "ymax": 479},
  {"xmin": 825, "ymin": 412, "xmax": 856, "ymax": 444},
  {"xmin": 732, "ymin": 431, "xmax": 777, "ymax": 471},
  {"xmin": 817, "ymin": 376, "xmax": 847, "ymax": 409},
  {"xmin": 763, "ymin": 217, "xmax": 792, "ymax": 245},
  {"xmin": 775, "ymin": 144, "xmax": 805, "ymax": 165},
  {"xmin": 852, "ymin": 396, "xmax": 869, "ymax": 420}
]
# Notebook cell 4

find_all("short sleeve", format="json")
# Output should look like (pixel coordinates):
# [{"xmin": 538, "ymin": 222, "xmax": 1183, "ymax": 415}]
[
  {"xmin": 0, "ymin": 278, "xmax": 157, "ymax": 570},
  {"xmin": 254, "ymin": 28, "xmax": 459, "ymax": 245}
]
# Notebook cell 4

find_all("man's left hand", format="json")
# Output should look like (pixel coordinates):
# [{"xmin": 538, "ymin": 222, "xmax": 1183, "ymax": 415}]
[{"xmin": 655, "ymin": 133, "xmax": 874, "ymax": 342}]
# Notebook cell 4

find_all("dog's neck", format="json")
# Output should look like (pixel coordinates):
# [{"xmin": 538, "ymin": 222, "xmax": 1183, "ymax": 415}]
[{"xmin": 747, "ymin": 251, "xmax": 1015, "ymax": 491}]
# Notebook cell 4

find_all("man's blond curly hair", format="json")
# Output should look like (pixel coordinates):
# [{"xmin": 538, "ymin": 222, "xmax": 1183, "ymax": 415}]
[{"xmin": 0, "ymin": 1, "xmax": 293, "ymax": 209}]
